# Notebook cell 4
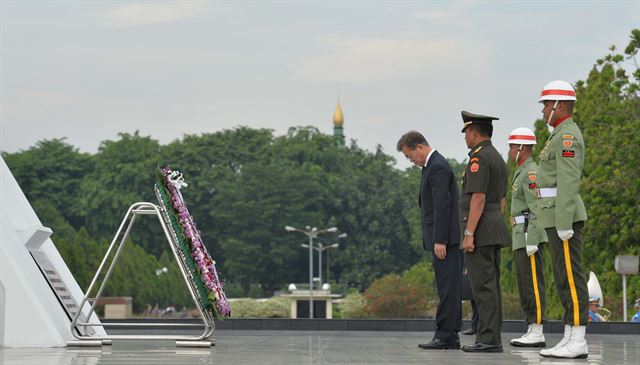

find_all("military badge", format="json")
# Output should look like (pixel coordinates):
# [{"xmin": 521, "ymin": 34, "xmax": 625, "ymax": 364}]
[
  {"xmin": 563, "ymin": 139, "xmax": 573, "ymax": 149},
  {"xmin": 562, "ymin": 150, "xmax": 575, "ymax": 158},
  {"xmin": 470, "ymin": 162, "xmax": 479, "ymax": 172}
]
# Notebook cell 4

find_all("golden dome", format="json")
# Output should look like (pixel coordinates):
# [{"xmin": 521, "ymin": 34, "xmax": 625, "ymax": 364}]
[{"xmin": 333, "ymin": 101, "xmax": 344, "ymax": 127}]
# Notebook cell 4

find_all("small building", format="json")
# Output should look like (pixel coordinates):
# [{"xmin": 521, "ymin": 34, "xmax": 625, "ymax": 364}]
[
  {"xmin": 95, "ymin": 297, "xmax": 133, "ymax": 319},
  {"xmin": 282, "ymin": 290, "xmax": 341, "ymax": 319}
]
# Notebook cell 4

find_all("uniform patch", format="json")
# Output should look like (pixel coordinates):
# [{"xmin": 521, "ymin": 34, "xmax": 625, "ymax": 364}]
[
  {"xmin": 563, "ymin": 139, "xmax": 573, "ymax": 148},
  {"xmin": 470, "ymin": 157, "xmax": 480, "ymax": 162},
  {"xmin": 529, "ymin": 183, "xmax": 537, "ymax": 189},
  {"xmin": 470, "ymin": 162, "xmax": 479, "ymax": 172},
  {"xmin": 562, "ymin": 150, "xmax": 575, "ymax": 158},
  {"xmin": 528, "ymin": 174, "xmax": 537, "ymax": 182},
  {"xmin": 562, "ymin": 134, "xmax": 574, "ymax": 140}
]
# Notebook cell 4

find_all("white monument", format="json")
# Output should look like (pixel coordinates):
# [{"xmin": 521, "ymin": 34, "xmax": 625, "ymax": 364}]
[{"xmin": 0, "ymin": 155, "xmax": 105, "ymax": 347}]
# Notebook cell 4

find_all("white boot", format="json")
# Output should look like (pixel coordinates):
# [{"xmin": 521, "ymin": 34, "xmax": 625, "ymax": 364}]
[
  {"xmin": 511, "ymin": 323, "xmax": 545, "ymax": 347},
  {"xmin": 540, "ymin": 325, "xmax": 588, "ymax": 359},
  {"xmin": 539, "ymin": 324, "xmax": 570, "ymax": 356}
]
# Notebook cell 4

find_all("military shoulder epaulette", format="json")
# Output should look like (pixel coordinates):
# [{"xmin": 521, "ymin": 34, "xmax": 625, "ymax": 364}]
[{"xmin": 473, "ymin": 146, "xmax": 483, "ymax": 154}]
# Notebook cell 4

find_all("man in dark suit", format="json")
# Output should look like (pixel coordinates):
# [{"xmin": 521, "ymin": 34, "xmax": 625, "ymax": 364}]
[{"xmin": 397, "ymin": 131, "xmax": 462, "ymax": 350}]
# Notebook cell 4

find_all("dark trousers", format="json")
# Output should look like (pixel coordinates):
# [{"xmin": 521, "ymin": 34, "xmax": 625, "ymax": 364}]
[
  {"xmin": 514, "ymin": 246, "xmax": 546, "ymax": 324},
  {"xmin": 470, "ymin": 299, "xmax": 479, "ymax": 330},
  {"xmin": 546, "ymin": 222, "xmax": 589, "ymax": 326},
  {"xmin": 465, "ymin": 245, "xmax": 502, "ymax": 345},
  {"xmin": 432, "ymin": 247, "xmax": 462, "ymax": 342}
]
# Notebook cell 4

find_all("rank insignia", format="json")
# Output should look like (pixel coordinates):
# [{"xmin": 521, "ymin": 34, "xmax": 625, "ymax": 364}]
[
  {"xmin": 470, "ymin": 162, "xmax": 479, "ymax": 172},
  {"xmin": 563, "ymin": 139, "xmax": 573, "ymax": 148},
  {"xmin": 562, "ymin": 150, "xmax": 575, "ymax": 158},
  {"xmin": 473, "ymin": 146, "xmax": 483, "ymax": 154}
]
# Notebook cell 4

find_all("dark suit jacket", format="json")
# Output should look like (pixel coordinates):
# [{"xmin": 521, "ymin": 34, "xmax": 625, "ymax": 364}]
[{"xmin": 419, "ymin": 150, "xmax": 461, "ymax": 251}]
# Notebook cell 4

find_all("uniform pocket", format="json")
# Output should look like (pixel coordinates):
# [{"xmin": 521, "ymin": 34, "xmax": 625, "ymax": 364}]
[{"xmin": 539, "ymin": 196, "xmax": 555, "ymax": 210}]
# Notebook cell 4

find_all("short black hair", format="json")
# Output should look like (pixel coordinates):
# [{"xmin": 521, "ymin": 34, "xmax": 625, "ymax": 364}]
[
  {"xmin": 560, "ymin": 100, "xmax": 575, "ymax": 114},
  {"xmin": 468, "ymin": 124, "xmax": 493, "ymax": 138},
  {"xmin": 397, "ymin": 131, "xmax": 429, "ymax": 151}
]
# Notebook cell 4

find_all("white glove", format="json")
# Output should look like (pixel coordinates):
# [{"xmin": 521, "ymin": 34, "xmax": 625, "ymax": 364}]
[
  {"xmin": 557, "ymin": 229, "xmax": 574, "ymax": 241},
  {"xmin": 526, "ymin": 245, "xmax": 538, "ymax": 257}
]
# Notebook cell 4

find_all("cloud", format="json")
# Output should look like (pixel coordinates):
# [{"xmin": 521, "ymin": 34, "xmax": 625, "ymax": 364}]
[
  {"xmin": 105, "ymin": 1, "xmax": 215, "ymax": 27},
  {"xmin": 290, "ymin": 36, "xmax": 479, "ymax": 83},
  {"xmin": 411, "ymin": 1, "xmax": 474, "ymax": 22}
]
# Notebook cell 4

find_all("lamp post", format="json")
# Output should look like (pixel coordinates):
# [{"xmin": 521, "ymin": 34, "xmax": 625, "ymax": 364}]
[
  {"xmin": 285, "ymin": 225, "xmax": 337, "ymax": 318},
  {"xmin": 305, "ymin": 233, "xmax": 346, "ymax": 286}
]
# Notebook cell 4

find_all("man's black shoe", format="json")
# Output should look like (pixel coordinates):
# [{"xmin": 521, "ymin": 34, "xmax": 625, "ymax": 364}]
[
  {"xmin": 461, "ymin": 342, "xmax": 503, "ymax": 353},
  {"xmin": 418, "ymin": 338, "xmax": 461, "ymax": 350},
  {"xmin": 461, "ymin": 328, "xmax": 477, "ymax": 335}
]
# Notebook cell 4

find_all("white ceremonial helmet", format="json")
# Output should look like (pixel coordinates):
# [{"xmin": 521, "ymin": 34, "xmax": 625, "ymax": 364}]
[
  {"xmin": 538, "ymin": 80, "xmax": 577, "ymax": 102},
  {"xmin": 508, "ymin": 127, "xmax": 537, "ymax": 145},
  {"xmin": 587, "ymin": 271, "xmax": 604, "ymax": 307}
]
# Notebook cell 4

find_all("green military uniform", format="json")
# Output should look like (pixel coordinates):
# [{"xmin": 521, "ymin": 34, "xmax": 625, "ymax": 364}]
[
  {"xmin": 511, "ymin": 157, "xmax": 547, "ymax": 325},
  {"xmin": 537, "ymin": 117, "xmax": 589, "ymax": 326},
  {"xmin": 459, "ymin": 111, "xmax": 510, "ymax": 346}
]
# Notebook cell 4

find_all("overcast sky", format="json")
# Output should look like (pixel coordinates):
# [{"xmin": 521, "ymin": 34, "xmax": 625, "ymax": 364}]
[{"xmin": 1, "ymin": 0, "xmax": 639, "ymax": 169}]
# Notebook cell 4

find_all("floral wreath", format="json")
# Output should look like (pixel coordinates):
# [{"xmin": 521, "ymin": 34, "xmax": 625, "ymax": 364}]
[{"xmin": 154, "ymin": 166, "xmax": 230, "ymax": 319}]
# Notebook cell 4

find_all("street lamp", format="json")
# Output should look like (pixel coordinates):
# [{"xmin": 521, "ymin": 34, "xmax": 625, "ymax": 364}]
[
  {"xmin": 155, "ymin": 267, "xmax": 168, "ymax": 277},
  {"xmin": 284, "ymin": 225, "xmax": 338, "ymax": 319},
  {"xmin": 319, "ymin": 232, "xmax": 346, "ymax": 285}
]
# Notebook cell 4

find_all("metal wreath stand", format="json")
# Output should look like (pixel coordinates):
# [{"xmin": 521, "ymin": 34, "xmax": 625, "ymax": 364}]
[{"xmin": 67, "ymin": 185, "xmax": 216, "ymax": 348}]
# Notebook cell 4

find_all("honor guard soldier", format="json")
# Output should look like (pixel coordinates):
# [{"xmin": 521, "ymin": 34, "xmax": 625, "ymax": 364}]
[
  {"xmin": 536, "ymin": 80, "xmax": 589, "ymax": 359},
  {"xmin": 507, "ymin": 127, "xmax": 548, "ymax": 348},
  {"xmin": 459, "ymin": 111, "xmax": 510, "ymax": 353}
]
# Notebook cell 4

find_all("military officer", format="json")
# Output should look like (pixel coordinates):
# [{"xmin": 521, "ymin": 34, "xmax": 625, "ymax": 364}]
[
  {"xmin": 459, "ymin": 111, "xmax": 510, "ymax": 353},
  {"xmin": 507, "ymin": 127, "xmax": 548, "ymax": 348},
  {"xmin": 536, "ymin": 80, "xmax": 589, "ymax": 359}
]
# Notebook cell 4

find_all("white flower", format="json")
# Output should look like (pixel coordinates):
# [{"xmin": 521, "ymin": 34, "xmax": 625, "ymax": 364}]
[{"xmin": 168, "ymin": 170, "xmax": 188, "ymax": 190}]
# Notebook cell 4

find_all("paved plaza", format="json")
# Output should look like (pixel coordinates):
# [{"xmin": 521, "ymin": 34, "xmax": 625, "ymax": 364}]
[{"xmin": 2, "ymin": 330, "xmax": 639, "ymax": 365}]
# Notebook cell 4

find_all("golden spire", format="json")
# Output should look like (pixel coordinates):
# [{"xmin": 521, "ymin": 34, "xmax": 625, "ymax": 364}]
[{"xmin": 333, "ymin": 101, "xmax": 344, "ymax": 127}]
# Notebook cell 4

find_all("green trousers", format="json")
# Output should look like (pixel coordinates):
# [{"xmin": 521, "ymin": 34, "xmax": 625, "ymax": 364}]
[
  {"xmin": 514, "ymin": 246, "xmax": 546, "ymax": 324},
  {"xmin": 465, "ymin": 245, "xmax": 502, "ymax": 345},
  {"xmin": 546, "ymin": 222, "xmax": 589, "ymax": 326}
]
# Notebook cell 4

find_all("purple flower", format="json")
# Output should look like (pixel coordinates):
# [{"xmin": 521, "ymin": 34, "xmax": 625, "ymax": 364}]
[{"xmin": 161, "ymin": 167, "xmax": 230, "ymax": 318}]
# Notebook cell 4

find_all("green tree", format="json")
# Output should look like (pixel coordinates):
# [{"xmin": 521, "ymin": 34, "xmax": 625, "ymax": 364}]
[
  {"xmin": 574, "ymin": 29, "xmax": 640, "ymax": 317},
  {"xmin": 73, "ymin": 132, "xmax": 165, "ymax": 256},
  {"xmin": 2, "ymin": 139, "xmax": 92, "ymax": 228}
]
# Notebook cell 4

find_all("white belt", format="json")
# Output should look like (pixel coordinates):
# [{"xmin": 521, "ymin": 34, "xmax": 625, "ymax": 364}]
[
  {"xmin": 511, "ymin": 215, "xmax": 525, "ymax": 225},
  {"xmin": 538, "ymin": 187, "xmax": 557, "ymax": 198}
]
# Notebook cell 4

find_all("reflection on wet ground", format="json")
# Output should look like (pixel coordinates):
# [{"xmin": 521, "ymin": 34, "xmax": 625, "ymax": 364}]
[{"xmin": 2, "ymin": 330, "xmax": 639, "ymax": 364}]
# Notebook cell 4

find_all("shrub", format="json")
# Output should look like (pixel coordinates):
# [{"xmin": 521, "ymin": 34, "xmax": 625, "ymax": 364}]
[
  {"xmin": 362, "ymin": 274, "xmax": 429, "ymax": 318},
  {"xmin": 229, "ymin": 297, "xmax": 289, "ymax": 318},
  {"xmin": 336, "ymin": 292, "xmax": 366, "ymax": 318}
]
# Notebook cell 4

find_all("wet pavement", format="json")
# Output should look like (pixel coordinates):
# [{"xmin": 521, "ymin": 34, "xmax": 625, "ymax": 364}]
[{"xmin": 2, "ymin": 330, "xmax": 639, "ymax": 364}]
